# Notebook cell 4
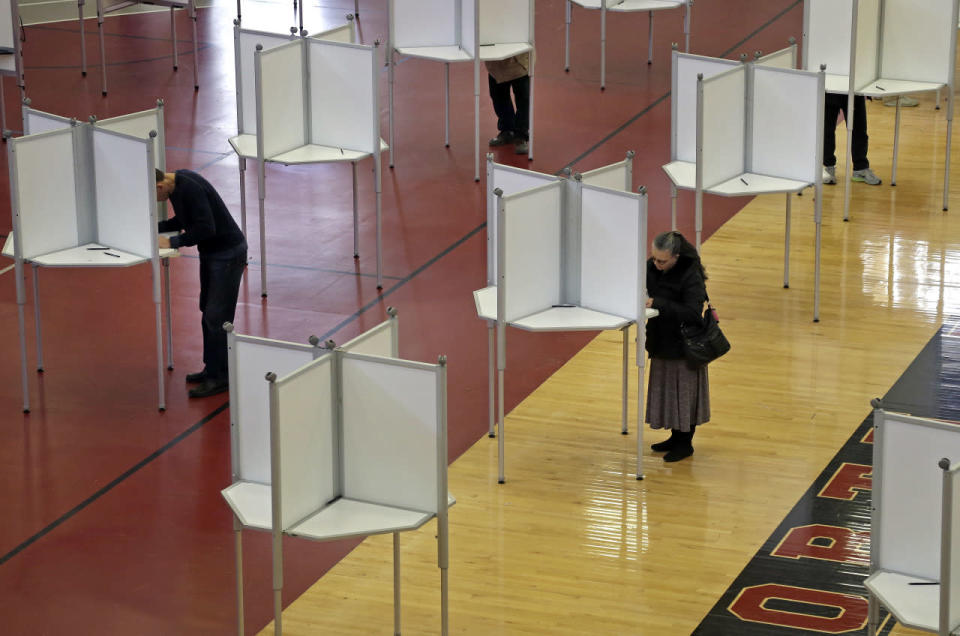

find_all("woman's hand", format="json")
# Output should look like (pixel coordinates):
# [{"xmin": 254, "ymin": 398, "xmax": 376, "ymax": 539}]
[{"xmin": 645, "ymin": 297, "xmax": 654, "ymax": 308}]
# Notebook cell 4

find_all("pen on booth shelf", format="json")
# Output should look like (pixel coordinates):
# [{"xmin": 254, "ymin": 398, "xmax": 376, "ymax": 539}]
[
  {"xmin": 876, "ymin": 86, "xmax": 885, "ymax": 91},
  {"xmin": 103, "ymin": 252, "xmax": 121, "ymax": 258},
  {"xmin": 86, "ymin": 246, "xmax": 109, "ymax": 250},
  {"xmin": 552, "ymin": 304, "xmax": 576, "ymax": 308},
  {"xmin": 740, "ymin": 177, "xmax": 749, "ymax": 186},
  {"xmin": 339, "ymin": 147, "xmax": 344, "ymax": 155},
  {"xmin": 908, "ymin": 581, "xmax": 939, "ymax": 585}
]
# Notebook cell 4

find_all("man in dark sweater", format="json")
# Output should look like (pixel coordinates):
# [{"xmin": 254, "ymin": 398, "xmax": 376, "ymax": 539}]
[{"xmin": 156, "ymin": 169, "xmax": 247, "ymax": 398}]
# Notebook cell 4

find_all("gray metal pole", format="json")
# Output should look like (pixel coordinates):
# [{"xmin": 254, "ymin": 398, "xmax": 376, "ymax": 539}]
[
  {"xmin": 191, "ymin": 0, "xmax": 200, "ymax": 89},
  {"xmin": 488, "ymin": 322, "xmax": 495, "ymax": 437},
  {"xmin": 97, "ymin": 0, "xmax": 107, "ymax": 95},
  {"xmin": 944, "ymin": 90, "xmax": 953, "ymax": 211},
  {"xmin": 620, "ymin": 325, "xmax": 628, "ymax": 434},
  {"xmin": 564, "ymin": 1, "xmax": 571, "ymax": 71},
  {"xmin": 783, "ymin": 193, "xmax": 791, "ymax": 288},
  {"xmin": 234, "ymin": 519, "xmax": 244, "ymax": 636},
  {"xmin": 163, "ymin": 258, "xmax": 174, "ymax": 369},
  {"xmin": 647, "ymin": 12, "xmax": 653, "ymax": 64},
  {"xmin": 600, "ymin": 4, "xmax": 606, "ymax": 90},
  {"xmin": 891, "ymin": 98, "xmax": 901, "ymax": 185},
  {"xmin": 32, "ymin": 264, "xmax": 43, "ymax": 371},
  {"xmin": 393, "ymin": 532, "xmax": 401, "ymax": 634},
  {"xmin": 444, "ymin": 63, "xmax": 451, "ymax": 147},
  {"xmin": 352, "ymin": 162, "xmax": 359, "ymax": 257},
  {"xmin": 79, "ymin": 0, "xmax": 88, "ymax": 77},
  {"xmin": 170, "ymin": 7, "xmax": 178, "ymax": 70}
]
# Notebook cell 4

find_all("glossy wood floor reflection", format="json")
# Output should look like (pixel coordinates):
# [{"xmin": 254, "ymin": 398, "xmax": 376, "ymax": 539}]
[{"xmin": 266, "ymin": 90, "xmax": 960, "ymax": 634}]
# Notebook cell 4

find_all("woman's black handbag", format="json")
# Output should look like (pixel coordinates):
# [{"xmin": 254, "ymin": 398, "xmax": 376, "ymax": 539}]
[{"xmin": 681, "ymin": 305, "xmax": 730, "ymax": 366}]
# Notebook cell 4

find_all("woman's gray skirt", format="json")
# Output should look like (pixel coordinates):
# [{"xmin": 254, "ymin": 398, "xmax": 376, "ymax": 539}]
[{"xmin": 645, "ymin": 357, "xmax": 710, "ymax": 432}]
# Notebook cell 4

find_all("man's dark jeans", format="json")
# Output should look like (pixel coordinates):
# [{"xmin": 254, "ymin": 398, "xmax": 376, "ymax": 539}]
[{"xmin": 199, "ymin": 242, "xmax": 247, "ymax": 381}]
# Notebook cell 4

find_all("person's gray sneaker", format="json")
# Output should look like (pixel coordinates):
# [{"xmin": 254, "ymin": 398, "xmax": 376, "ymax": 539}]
[
  {"xmin": 489, "ymin": 131, "xmax": 513, "ymax": 147},
  {"xmin": 823, "ymin": 165, "xmax": 836, "ymax": 185},
  {"xmin": 514, "ymin": 138, "xmax": 529, "ymax": 154},
  {"xmin": 851, "ymin": 167, "xmax": 882, "ymax": 185},
  {"xmin": 883, "ymin": 95, "xmax": 919, "ymax": 107}
]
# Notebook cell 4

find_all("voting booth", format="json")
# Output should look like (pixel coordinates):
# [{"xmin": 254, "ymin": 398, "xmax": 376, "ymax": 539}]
[
  {"xmin": 77, "ymin": 0, "xmax": 199, "ymax": 95},
  {"xmin": 866, "ymin": 402, "xmax": 960, "ymax": 636},
  {"xmin": 803, "ymin": 0, "xmax": 958, "ymax": 217},
  {"xmin": 564, "ymin": 0, "xmax": 691, "ymax": 90},
  {"xmin": 662, "ymin": 50, "xmax": 825, "ymax": 321},
  {"xmin": 474, "ymin": 155, "xmax": 656, "ymax": 482},
  {"xmin": 5, "ymin": 117, "xmax": 169, "ymax": 411},
  {"xmin": 229, "ymin": 21, "xmax": 385, "ymax": 294},
  {"xmin": 387, "ymin": 0, "xmax": 535, "ymax": 181},
  {"xmin": 221, "ymin": 310, "xmax": 451, "ymax": 636}
]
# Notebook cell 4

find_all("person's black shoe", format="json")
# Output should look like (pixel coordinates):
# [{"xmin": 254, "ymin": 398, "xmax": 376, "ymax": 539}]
[
  {"xmin": 489, "ymin": 131, "xmax": 514, "ymax": 147},
  {"xmin": 663, "ymin": 445, "xmax": 694, "ymax": 463},
  {"xmin": 188, "ymin": 378, "xmax": 229, "ymax": 398},
  {"xmin": 650, "ymin": 436, "xmax": 677, "ymax": 452},
  {"xmin": 185, "ymin": 370, "xmax": 207, "ymax": 384}
]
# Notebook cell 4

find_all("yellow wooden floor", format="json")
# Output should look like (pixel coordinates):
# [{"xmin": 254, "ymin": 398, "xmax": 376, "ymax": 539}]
[{"xmin": 260, "ymin": 92, "xmax": 959, "ymax": 635}]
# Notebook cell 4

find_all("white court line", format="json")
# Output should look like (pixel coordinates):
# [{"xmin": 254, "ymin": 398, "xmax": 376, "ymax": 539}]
[{"xmin": 0, "ymin": 264, "xmax": 15, "ymax": 276}]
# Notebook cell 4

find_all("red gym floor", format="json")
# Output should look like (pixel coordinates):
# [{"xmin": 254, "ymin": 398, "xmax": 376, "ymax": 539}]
[{"xmin": 0, "ymin": 1, "xmax": 800, "ymax": 632}]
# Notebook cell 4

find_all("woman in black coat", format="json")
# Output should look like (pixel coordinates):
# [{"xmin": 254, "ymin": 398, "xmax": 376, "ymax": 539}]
[{"xmin": 644, "ymin": 231, "xmax": 710, "ymax": 462}]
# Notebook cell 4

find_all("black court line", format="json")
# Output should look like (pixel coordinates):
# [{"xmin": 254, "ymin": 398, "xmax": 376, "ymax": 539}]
[
  {"xmin": 560, "ymin": 0, "xmax": 802, "ymax": 173},
  {"xmin": 0, "ymin": 2, "xmax": 798, "ymax": 568},
  {"xmin": 175, "ymin": 251, "xmax": 406, "ymax": 281},
  {"xmin": 0, "ymin": 402, "xmax": 228, "ymax": 567}
]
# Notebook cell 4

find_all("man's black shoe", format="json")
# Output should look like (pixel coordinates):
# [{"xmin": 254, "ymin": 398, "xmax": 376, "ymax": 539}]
[
  {"xmin": 185, "ymin": 370, "xmax": 207, "ymax": 384},
  {"xmin": 189, "ymin": 378, "xmax": 229, "ymax": 398}
]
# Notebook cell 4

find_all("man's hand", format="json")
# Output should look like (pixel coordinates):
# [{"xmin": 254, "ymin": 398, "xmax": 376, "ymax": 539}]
[{"xmin": 158, "ymin": 235, "xmax": 171, "ymax": 249}]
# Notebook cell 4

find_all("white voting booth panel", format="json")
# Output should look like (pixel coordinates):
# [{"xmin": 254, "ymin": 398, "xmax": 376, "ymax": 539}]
[
  {"xmin": 670, "ymin": 52, "xmax": 739, "ymax": 165},
  {"xmin": 229, "ymin": 335, "xmax": 319, "ymax": 492},
  {"xmin": 867, "ymin": 407, "xmax": 960, "ymax": 635},
  {"xmin": 339, "ymin": 312, "xmax": 399, "ymax": 357},
  {"xmin": 699, "ymin": 66, "xmax": 745, "ymax": 191},
  {"xmin": 9, "ymin": 122, "xmax": 164, "ymax": 412},
  {"xmin": 755, "ymin": 45, "xmax": 796, "ymax": 70},
  {"xmin": 578, "ymin": 154, "xmax": 632, "ymax": 191},
  {"xmin": 565, "ymin": 0, "xmax": 690, "ymax": 90},
  {"xmin": 388, "ymin": 0, "xmax": 533, "ymax": 180},
  {"xmin": 501, "ymin": 183, "xmax": 563, "ymax": 323},
  {"xmin": 485, "ymin": 158, "xmax": 560, "ymax": 287},
  {"xmin": 487, "ymin": 169, "xmax": 652, "ymax": 483},
  {"xmin": 222, "ymin": 312, "xmax": 450, "ymax": 636},
  {"xmin": 234, "ymin": 29, "xmax": 384, "ymax": 295},
  {"xmin": 235, "ymin": 28, "xmax": 296, "ymax": 139},
  {"xmin": 23, "ymin": 108, "xmax": 72, "ymax": 136},
  {"xmin": 750, "ymin": 67, "xmax": 820, "ymax": 185}
]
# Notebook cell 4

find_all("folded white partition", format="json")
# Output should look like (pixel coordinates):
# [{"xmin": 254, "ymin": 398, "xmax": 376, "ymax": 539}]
[
  {"xmin": 8, "ymin": 121, "xmax": 164, "ymax": 411},
  {"xmin": 565, "ymin": 0, "xmax": 691, "ymax": 90},
  {"xmin": 233, "ymin": 29, "xmax": 384, "ymax": 296},
  {"xmin": 22, "ymin": 106, "xmax": 72, "ymax": 136},
  {"xmin": 803, "ymin": 0, "xmax": 958, "ymax": 217},
  {"xmin": 755, "ymin": 43, "xmax": 797, "ymax": 70},
  {"xmin": 222, "ymin": 311, "xmax": 450, "ymax": 636},
  {"xmin": 578, "ymin": 150, "xmax": 634, "ymax": 191},
  {"xmin": 389, "ymin": 0, "xmax": 533, "ymax": 181},
  {"xmin": 339, "ymin": 306, "xmax": 400, "ymax": 357},
  {"xmin": 77, "ymin": 0, "xmax": 198, "ymax": 96},
  {"xmin": 483, "ymin": 164, "xmax": 654, "ymax": 483},
  {"xmin": 664, "ymin": 52, "xmax": 825, "ymax": 320},
  {"xmin": 866, "ymin": 405, "xmax": 960, "ymax": 636}
]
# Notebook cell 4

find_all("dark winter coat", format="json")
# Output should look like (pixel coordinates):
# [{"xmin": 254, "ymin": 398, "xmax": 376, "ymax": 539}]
[{"xmin": 645, "ymin": 255, "xmax": 707, "ymax": 359}]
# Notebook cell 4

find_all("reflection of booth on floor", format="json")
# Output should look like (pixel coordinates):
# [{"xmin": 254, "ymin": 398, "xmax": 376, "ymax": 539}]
[
  {"xmin": 866, "ymin": 401, "xmax": 960, "ymax": 636},
  {"xmin": 803, "ymin": 0, "xmax": 958, "ymax": 218},
  {"xmin": 474, "ymin": 155, "xmax": 655, "ymax": 482},
  {"xmin": 5, "ymin": 117, "xmax": 170, "ymax": 411},
  {"xmin": 0, "ymin": 0, "xmax": 24, "ymax": 135},
  {"xmin": 229, "ymin": 21, "xmax": 385, "ymax": 295},
  {"xmin": 77, "ymin": 0, "xmax": 199, "ymax": 96},
  {"xmin": 221, "ymin": 311, "xmax": 451, "ymax": 636},
  {"xmin": 387, "ymin": 0, "xmax": 535, "ymax": 181},
  {"xmin": 662, "ymin": 50, "xmax": 825, "ymax": 320},
  {"xmin": 564, "ymin": 0, "xmax": 691, "ymax": 90}
]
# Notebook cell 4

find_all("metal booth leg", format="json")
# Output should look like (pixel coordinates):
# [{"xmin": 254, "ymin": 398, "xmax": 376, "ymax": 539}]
[
  {"xmin": 620, "ymin": 325, "xmax": 629, "ymax": 434},
  {"xmin": 783, "ymin": 193, "xmax": 791, "ymax": 289},
  {"xmin": 32, "ymin": 263, "xmax": 43, "ymax": 371},
  {"xmin": 393, "ymin": 532, "xmax": 402, "ymax": 635}
]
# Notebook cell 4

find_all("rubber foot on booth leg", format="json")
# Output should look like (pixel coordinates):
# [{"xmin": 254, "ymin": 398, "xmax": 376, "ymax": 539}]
[
  {"xmin": 843, "ymin": 218, "xmax": 849, "ymax": 222},
  {"xmin": 173, "ymin": 65, "xmax": 178, "ymax": 71},
  {"xmin": 636, "ymin": 474, "xmax": 645, "ymax": 480},
  {"xmin": 167, "ymin": 365, "xmax": 174, "ymax": 371},
  {"xmin": 102, "ymin": 91, "xmax": 107, "ymax": 97},
  {"xmin": 600, "ymin": 86, "xmax": 605, "ymax": 92},
  {"xmin": 488, "ymin": 432, "xmax": 496, "ymax": 438},
  {"xmin": 564, "ymin": 67, "xmax": 569, "ymax": 72},
  {"xmin": 892, "ymin": 182, "xmax": 897, "ymax": 187},
  {"xmin": 475, "ymin": 177, "xmax": 480, "ymax": 182},
  {"xmin": 813, "ymin": 318, "xmax": 820, "ymax": 323},
  {"xmin": 159, "ymin": 406, "xmax": 166, "ymax": 412},
  {"xmin": 353, "ymin": 253, "xmax": 359, "ymax": 259},
  {"xmin": 445, "ymin": 144, "xmax": 450, "ymax": 148},
  {"xmin": 194, "ymin": 86, "xmax": 199, "ymax": 92},
  {"xmin": 377, "ymin": 284, "xmax": 383, "ymax": 290},
  {"xmin": 498, "ymin": 479, "xmax": 505, "ymax": 484},
  {"xmin": 944, "ymin": 207, "xmax": 949, "ymax": 212},
  {"xmin": 82, "ymin": 71, "xmax": 87, "ymax": 77},
  {"xmin": 783, "ymin": 284, "xmax": 789, "ymax": 289},
  {"xmin": 261, "ymin": 292, "xmax": 268, "ymax": 298},
  {"xmin": 23, "ymin": 408, "xmax": 29, "ymax": 414},
  {"xmin": 621, "ymin": 430, "xmax": 628, "ymax": 435},
  {"xmin": 37, "ymin": 367, "xmax": 44, "ymax": 373},
  {"xmin": 647, "ymin": 60, "xmax": 652, "ymax": 65}
]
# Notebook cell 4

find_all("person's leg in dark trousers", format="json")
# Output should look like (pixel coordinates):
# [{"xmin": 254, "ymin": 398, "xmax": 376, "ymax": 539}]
[
  {"xmin": 488, "ymin": 74, "xmax": 516, "ymax": 139},
  {"xmin": 823, "ymin": 92, "xmax": 844, "ymax": 168},
  {"xmin": 193, "ymin": 244, "xmax": 247, "ymax": 396},
  {"xmin": 850, "ymin": 95, "xmax": 870, "ymax": 170},
  {"xmin": 510, "ymin": 75, "xmax": 530, "ymax": 141}
]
